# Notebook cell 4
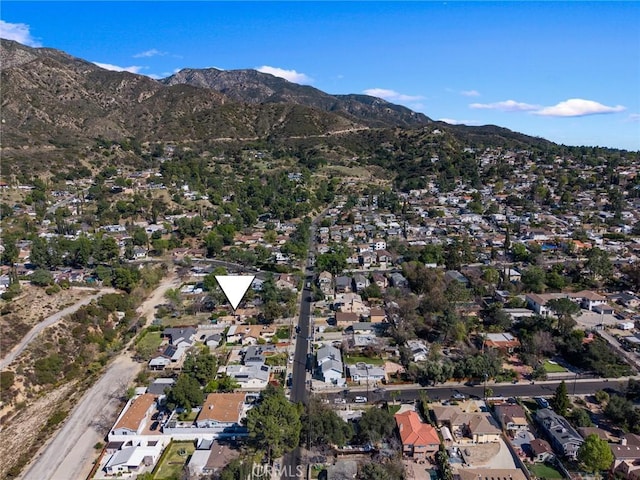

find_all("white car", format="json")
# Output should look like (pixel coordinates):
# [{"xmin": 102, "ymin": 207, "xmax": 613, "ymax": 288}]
[{"xmin": 354, "ymin": 396, "xmax": 368, "ymax": 403}]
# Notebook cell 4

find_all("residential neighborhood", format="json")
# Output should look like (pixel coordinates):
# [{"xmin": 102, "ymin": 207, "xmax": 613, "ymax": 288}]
[{"xmin": 1, "ymin": 140, "xmax": 640, "ymax": 480}]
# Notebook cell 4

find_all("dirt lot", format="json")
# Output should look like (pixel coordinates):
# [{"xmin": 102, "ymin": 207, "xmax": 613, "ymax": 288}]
[
  {"xmin": 0, "ymin": 284, "xmax": 98, "ymax": 354},
  {"xmin": 0, "ymin": 381, "xmax": 78, "ymax": 479}
]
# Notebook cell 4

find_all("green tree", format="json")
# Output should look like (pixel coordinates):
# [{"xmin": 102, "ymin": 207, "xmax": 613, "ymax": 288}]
[
  {"xmin": 302, "ymin": 398, "xmax": 353, "ymax": 447},
  {"xmin": 547, "ymin": 297, "xmax": 580, "ymax": 335},
  {"xmin": 218, "ymin": 458, "xmax": 254, "ymax": 480},
  {"xmin": 357, "ymin": 406, "xmax": 395, "ymax": 444},
  {"xmin": 357, "ymin": 463, "xmax": 391, "ymax": 480},
  {"xmin": 182, "ymin": 351, "xmax": 217, "ymax": 386},
  {"xmin": 521, "ymin": 266, "xmax": 546, "ymax": 293},
  {"xmin": 245, "ymin": 385, "xmax": 302, "ymax": 463},
  {"xmin": 577, "ymin": 434, "xmax": 614, "ymax": 474},
  {"xmin": 551, "ymin": 380, "xmax": 570, "ymax": 416},
  {"xmin": 315, "ymin": 251, "xmax": 347, "ymax": 275},
  {"xmin": 30, "ymin": 269, "xmax": 54, "ymax": 287},
  {"xmin": 604, "ymin": 395, "xmax": 634, "ymax": 426},
  {"xmin": 586, "ymin": 247, "xmax": 613, "ymax": 284},
  {"xmin": 205, "ymin": 374, "xmax": 240, "ymax": 393},
  {"xmin": 568, "ymin": 408, "xmax": 593, "ymax": 427},
  {"xmin": 166, "ymin": 374, "xmax": 204, "ymax": 411},
  {"xmin": 132, "ymin": 227, "xmax": 149, "ymax": 247}
]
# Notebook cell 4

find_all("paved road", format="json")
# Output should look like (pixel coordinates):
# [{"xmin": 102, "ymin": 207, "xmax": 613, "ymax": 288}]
[
  {"xmin": 0, "ymin": 288, "xmax": 116, "ymax": 370},
  {"xmin": 281, "ymin": 211, "xmax": 329, "ymax": 480},
  {"xmin": 315, "ymin": 377, "xmax": 636, "ymax": 405},
  {"xmin": 20, "ymin": 272, "xmax": 179, "ymax": 480}
]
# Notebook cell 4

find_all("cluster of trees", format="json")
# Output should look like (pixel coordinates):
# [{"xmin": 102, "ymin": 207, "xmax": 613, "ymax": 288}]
[
  {"xmin": 245, "ymin": 385, "xmax": 302, "ymax": 463},
  {"xmin": 405, "ymin": 349, "xmax": 504, "ymax": 385},
  {"xmin": 281, "ymin": 217, "xmax": 311, "ymax": 260},
  {"xmin": 165, "ymin": 349, "xmax": 239, "ymax": 412},
  {"xmin": 514, "ymin": 311, "xmax": 631, "ymax": 378},
  {"xmin": 258, "ymin": 274, "xmax": 298, "ymax": 324}
]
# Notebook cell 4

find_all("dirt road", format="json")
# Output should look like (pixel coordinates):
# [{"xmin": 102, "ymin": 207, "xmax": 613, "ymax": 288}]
[
  {"xmin": 20, "ymin": 271, "xmax": 179, "ymax": 480},
  {"xmin": 0, "ymin": 288, "xmax": 116, "ymax": 371}
]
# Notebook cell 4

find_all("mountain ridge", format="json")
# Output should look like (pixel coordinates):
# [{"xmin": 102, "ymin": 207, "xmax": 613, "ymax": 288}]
[
  {"xmin": 6, "ymin": 38, "xmax": 624, "ymax": 183},
  {"xmin": 161, "ymin": 67, "xmax": 432, "ymax": 128}
]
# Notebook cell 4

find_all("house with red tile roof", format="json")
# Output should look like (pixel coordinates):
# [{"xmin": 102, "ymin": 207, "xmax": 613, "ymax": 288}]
[{"xmin": 395, "ymin": 410, "xmax": 440, "ymax": 459}]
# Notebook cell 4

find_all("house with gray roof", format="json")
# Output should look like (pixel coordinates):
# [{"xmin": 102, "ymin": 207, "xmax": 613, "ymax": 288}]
[
  {"xmin": 243, "ymin": 345, "xmax": 276, "ymax": 365},
  {"xmin": 348, "ymin": 362, "xmax": 386, "ymax": 383},
  {"xmin": 225, "ymin": 364, "xmax": 271, "ymax": 390},
  {"xmin": 316, "ymin": 344, "xmax": 345, "ymax": 386},
  {"xmin": 535, "ymin": 408, "xmax": 583, "ymax": 459},
  {"xmin": 162, "ymin": 327, "xmax": 197, "ymax": 348}
]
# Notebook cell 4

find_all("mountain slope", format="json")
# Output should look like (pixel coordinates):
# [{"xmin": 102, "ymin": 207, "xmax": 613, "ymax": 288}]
[
  {"xmin": 0, "ymin": 39, "xmax": 364, "ymax": 149},
  {"xmin": 161, "ymin": 67, "xmax": 431, "ymax": 128}
]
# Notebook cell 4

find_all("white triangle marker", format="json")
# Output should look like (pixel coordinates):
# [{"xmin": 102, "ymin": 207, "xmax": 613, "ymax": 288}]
[{"xmin": 215, "ymin": 275, "xmax": 255, "ymax": 310}]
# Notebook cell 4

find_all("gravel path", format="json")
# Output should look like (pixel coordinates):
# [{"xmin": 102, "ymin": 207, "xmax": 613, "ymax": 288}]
[{"xmin": 20, "ymin": 271, "xmax": 179, "ymax": 480}]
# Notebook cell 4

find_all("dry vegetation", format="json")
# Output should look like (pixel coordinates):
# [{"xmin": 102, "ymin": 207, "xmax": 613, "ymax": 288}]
[
  {"xmin": 0, "ymin": 284, "xmax": 95, "ymax": 354},
  {"xmin": 0, "ymin": 382, "xmax": 78, "ymax": 479}
]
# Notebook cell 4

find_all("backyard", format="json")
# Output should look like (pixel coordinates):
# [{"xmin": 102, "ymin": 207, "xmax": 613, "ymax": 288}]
[
  {"xmin": 344, "ymin": 355, "xmax": 384, "ymax": 366},
  {"xmin": 153, "ymin": 441, "xmax": 195, "ymax": 480},
  {"xmin": 527, "ymin": 462, "xmax": 565, "ymax": 479},
  {"xmin": 543, "ymin": 360, "xmax": 568, "ymax": 373}
]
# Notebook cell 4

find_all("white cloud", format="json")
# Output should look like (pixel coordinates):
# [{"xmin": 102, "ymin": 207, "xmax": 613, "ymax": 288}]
[
  {"xmin": 133, "ymin": 48, "xmax": 167, "ymax": 58},
  {"xmin": 93, "ymin": 62, "xmax": 144, "ymax": 74},
  {"xmin": 470, "ymin": 99, "xmax": 540, "ymax": 112},
  {"xmin": 534, "ymin": 98, "xmax": 626, "ymax": 117},
  {"xmin": 256, "ymin": 65, "xmax": 312, "ymax": 84},
  {"xmin": 460, "ymin": 90, "xmax": 480, "ymax": 97},
  {"xmin": 627, "ymin": 113, "xmax": 640, "ymax": 122},
  {"xmin": 0, "ymin": 20, "xmax": 41, "ymax": 47},
  {"xmin": 363, "ymin": 88, "xmax": 425, "ymax": 102}
]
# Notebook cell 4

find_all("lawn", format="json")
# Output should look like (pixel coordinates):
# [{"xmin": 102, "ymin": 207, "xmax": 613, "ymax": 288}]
[
  {"xmin": 344, "ymin": 355, "xmax": 384, "ymax": 366},
  {"xmin": 543, "ymin": 360, "xmax": 568, "ymax": 373},
  {"xmin": 135, "ymin": 331, "xmax": 162, "ymax": 359},
  {"xmin": 528, "ymin": 462, "xmax": 564, "ymax": 479},
  {"xmin": 275, "ymin": 326, "xmax": 291, "ymax": 340},
  {"xmin": 388, "ymin": 404, "xmax": 401, "ymax": 415},
  {"xmin": 153, "ymin": 441, "xmax": 195, "ymax": 480}
]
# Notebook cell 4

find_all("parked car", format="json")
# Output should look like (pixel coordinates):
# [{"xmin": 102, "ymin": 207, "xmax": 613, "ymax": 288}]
[
  {"xmin": 354, "ymin": 396, "xmax": 368, "ymax": 403},
  {"xmin": 452, "ymin": 392, "xmax": 466, "ymax": 400},
  {"xmin": 534, "ymin": 397, "xmax": 550, "ymax": 408}
]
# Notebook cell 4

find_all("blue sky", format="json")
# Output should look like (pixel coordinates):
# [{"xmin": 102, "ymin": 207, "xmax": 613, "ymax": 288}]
[{"xmin": 2, "ymin": 1, "xmax": 639, "ymax": 150}]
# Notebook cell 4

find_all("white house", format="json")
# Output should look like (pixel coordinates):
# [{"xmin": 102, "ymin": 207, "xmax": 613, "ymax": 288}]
[
  {"xmin": 110, "ymin": 393, "xmax": 156, "ymax": 437},
  {"xmin": 316, "ymin": 344, "xmax": 345, "ymax": 386},
  {"xmin": 225, "ymin": 364, "xmax": 271, "ymax": 390},
  {"xmin": 373, "ymin": 239, "xmax": 387, "ymax": 251},
  {"xmin": 104, "ymin": 440, "xmax": 165, "ymax": 475},
  {"xmin": 348, "ymin": 363, "xmax": 386, "ymax": 383},
  {"xmin": 407, "ymin": 340, "xmax": 429, "ymax": 362}
]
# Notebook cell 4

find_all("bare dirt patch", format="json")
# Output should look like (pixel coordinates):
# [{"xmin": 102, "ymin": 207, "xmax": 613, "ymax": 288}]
[
  {"xmin": 0, "ymin": 284, "xmax": 97, "ymax": 354},
  {"xmin": 0, "ymin": 381, "xmax": 77, "ymax": 479}
]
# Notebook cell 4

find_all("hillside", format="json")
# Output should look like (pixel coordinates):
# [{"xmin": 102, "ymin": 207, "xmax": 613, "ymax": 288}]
[
  {"xmin": 0, "ymin": 39, "xmax": 364, "ymax": 149},
  {"xmin": 161, "ymin": 67, "xmax": 431, "ymax": 128},
  {"xmin": 0, "ymin": 38, "xmax": 606, "ymax": 185}
]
